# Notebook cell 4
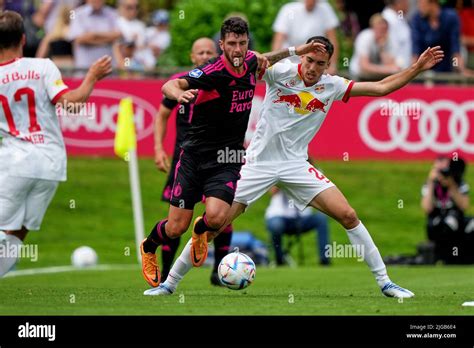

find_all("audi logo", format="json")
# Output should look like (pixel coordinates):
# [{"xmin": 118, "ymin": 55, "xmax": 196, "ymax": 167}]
[{"xmin": 358, "ymin": 99, "xmax": 474, "ymax": 153}]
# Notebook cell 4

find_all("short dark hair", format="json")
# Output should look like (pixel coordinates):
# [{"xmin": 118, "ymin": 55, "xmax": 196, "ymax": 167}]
[
  {"xmin": 0, "ymin": 11, "xmax": 24, "ymax": 50},
  {"xmin": 220, "ymin": 16, "xmax": 249, "ymax": 40},
  {"xmin": 306, "ymin": 36, "xmax": 334, "ymax": 59}
]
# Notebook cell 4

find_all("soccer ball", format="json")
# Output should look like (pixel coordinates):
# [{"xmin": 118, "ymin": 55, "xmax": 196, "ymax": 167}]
[
  {"xmin": 71, "ymin": 246, "xmax": 98, "ymax": 268},
  {"xmin": 218, "ymin": 250, "xmax": 256, "ymax": 290}
]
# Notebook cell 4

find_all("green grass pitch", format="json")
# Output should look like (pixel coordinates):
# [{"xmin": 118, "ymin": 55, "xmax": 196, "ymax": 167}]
[{"xmin": 1, "ymin": 157, "xmax": 474, "ymax": 315}]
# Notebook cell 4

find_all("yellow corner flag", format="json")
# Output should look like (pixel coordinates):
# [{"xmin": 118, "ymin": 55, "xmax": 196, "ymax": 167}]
[{"xmin": 114, "ymin": 97, "xmax": 136, "ymax": 159}]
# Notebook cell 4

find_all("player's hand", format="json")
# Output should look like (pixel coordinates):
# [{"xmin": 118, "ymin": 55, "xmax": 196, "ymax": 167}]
[
  {"xmin": 255, "ymin": 52, "xmax": 270, "ymax": 72},
  {"xmin": 177, "ymin": 89, "xmax": 198, "ymax": 104},
  {"xmin": 88, "ymin": 55, "xmax": 113, "ymax": 81},
  {"xmin": 296, "ymin": 41, "xmax": 327, "ymax": 56},
  {"xmin": 154, "ymin": 148, "xmax": 170, "ymax": 173},
  {"xmin": 414, "ymin": 46, "xmax": 444, "ymax": 72}
]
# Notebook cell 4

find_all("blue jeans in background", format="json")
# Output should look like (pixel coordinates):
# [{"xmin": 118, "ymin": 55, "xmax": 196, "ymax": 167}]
[{"xmin": 266, "ymin": 212, "xmax": 330, "ymax": 265}]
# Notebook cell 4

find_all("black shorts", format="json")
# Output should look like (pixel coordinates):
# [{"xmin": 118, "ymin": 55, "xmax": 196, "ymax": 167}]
[
  {"xmin": 161, "ymin": 151, "xmax": 180, "ymax": 202},
  {"xmin": 169, "ymin": 150, "xmax": 241, "ymax": 210}
]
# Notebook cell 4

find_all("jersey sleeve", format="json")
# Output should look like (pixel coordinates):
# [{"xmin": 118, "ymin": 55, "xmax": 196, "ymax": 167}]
[
  {"xmin": 161, "ymin": 96, "xmax": 178, "ymax": 110},
  {"xmin": 261, "ymin": 61, "xmax": 294, "ymax": 84},
  {"xmin": 182, "ymin": 67, "xmax": 218, "ymax": 91},
  {"xmin": 43, "ymin": 59, "xmax": 70, "ymax": 104},
  {"xmin": 332, "ymin": 75, "xmax": 354, "ymax": 103}
]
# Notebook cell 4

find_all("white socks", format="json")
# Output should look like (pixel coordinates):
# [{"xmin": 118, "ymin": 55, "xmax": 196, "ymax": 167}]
[
  {"xmin": 0, "ymin": 232, "xmax": 23, "ymax": 277},
  {"xmin": 162, "ymin": 239, "xmax": 194, "ymax": 292},
  {"xmin": 346, "ymin": 221, "xmax": 390, "ymax": 288}
]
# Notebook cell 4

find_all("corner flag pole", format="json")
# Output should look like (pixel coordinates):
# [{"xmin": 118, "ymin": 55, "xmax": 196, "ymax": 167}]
[
  {"xmin": 128, "ymin": 149, "xmax": 145, "ymax": 263},
  {"xmin": 114, "ymin": 97, "xmax": 145, "ymax": 263}
]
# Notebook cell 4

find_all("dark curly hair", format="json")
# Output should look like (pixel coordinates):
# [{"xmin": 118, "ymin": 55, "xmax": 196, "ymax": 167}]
[{"xmin": 220, "ymin": 17, "xmax": 249, "ymax": 40}]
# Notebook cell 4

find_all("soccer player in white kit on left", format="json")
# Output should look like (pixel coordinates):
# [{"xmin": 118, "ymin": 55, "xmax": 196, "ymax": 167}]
[
  {"xmin": 146, "ymin": 36, "xmax": 444, "ymax": 298},
  {"xmin": 0, "ymin": 11, "xmax": 112, "ymax": 277}
]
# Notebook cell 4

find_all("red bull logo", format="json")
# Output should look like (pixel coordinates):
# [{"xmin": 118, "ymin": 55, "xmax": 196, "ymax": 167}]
[{"xmin": 273, "ymin": 89, "xmax": 328, "ymax": 115}]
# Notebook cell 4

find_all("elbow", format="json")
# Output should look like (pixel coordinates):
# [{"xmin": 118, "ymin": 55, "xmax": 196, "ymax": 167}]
[
  {"xmin": 376, "ymin": 83, "xmax": 389, "ymax": 97},
  {"xmin": 161, "ymin": 83, "xmax": 169, "ymax": 98}
]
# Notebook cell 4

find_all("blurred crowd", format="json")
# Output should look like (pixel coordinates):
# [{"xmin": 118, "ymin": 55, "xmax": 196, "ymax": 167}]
[
  {"xmin": 0, "ymin": 0, "xmax": 171, "ymax": 74},
  {"xmin": 1, "ymin": 0, "xmax": 473, "ymax": 79}
]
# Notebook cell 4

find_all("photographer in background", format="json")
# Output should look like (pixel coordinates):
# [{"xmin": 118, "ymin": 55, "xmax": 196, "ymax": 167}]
[{"xmin": 421, "ymin": 156, "xmax": 472, "ymax": 264}]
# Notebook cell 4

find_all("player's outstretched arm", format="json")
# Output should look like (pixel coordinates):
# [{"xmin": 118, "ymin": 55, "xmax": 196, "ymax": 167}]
[
  {"xmin": 262, "ymin": 41, "xmax": 327, "ymax": 67},
  {"xmin": 350, "ymin": 46, "xmax": 444, "ymax": 97},
  {"xmin": 162, "ymin": 78, "xmax": 198, "ymax": 104},
  {"xmin": 154, "ymin": 105, "xmax": 172, "ymax": 173},
  {"xmin": 56, "ymin": 55, "xmax": 112, "ymax": 106}
]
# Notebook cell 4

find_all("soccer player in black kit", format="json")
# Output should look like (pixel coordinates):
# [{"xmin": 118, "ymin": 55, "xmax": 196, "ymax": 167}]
[
  {"xmin": 154, "ymin": 37, "xmax": 233, "ymax": 285},
  {"xmin": 140, "ymin": 17, "xmax": 327, "ymax": 288}
]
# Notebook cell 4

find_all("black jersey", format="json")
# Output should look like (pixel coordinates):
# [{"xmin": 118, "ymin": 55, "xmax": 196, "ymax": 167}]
[
  {"xmin": 161, "ymin": 72, "xmax": 192, "ymax": 157},
  {"xmin": 181, "ymin": 51, "xmax": 258, "ymax": 160}
]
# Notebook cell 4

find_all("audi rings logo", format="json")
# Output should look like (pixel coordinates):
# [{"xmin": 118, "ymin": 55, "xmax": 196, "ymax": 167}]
[{"xmin": 359, "ymin": 99, "xmax": 474, "ymax": 153}]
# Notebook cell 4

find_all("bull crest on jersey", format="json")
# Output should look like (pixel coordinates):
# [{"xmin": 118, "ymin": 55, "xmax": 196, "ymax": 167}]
[{"xmin": 273, "ymin": 89, "xmax": 328, "ymax": 115}]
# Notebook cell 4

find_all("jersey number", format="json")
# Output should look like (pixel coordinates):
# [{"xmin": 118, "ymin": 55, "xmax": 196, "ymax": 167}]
[
  {"xmin": 309, "ymin": 167, "xmax": 331, "ymax": 183},
  {"xmin": 0, "ymin": 87, "xmax": 40, "ymax": 136}
]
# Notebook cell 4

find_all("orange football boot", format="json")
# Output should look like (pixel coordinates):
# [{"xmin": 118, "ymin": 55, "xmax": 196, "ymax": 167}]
[
  {"xmin": 190, "ymin": 216, "xmax": 208, "ymax": 267},
  {"xmin": 140, "ymin": 239, "xmax": 160, "ymax": 287}
]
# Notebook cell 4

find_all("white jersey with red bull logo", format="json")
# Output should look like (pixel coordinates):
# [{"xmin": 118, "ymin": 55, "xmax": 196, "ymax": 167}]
[
  {"xmin": 0, "ymin": 58, "xmax": 70, "ymax": 181},
  {"xmin": 246, "ymin": 61, "xmax": 354, "ymax": 162}
]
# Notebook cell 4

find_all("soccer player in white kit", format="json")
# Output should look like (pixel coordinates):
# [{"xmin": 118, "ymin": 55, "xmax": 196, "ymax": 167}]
[
  {"xmin": 146, "ymin": 36, "xmax": 444, "ymax": 298},
  {"xmin": 0, "ymin": 11, "xmax": 112, "ymax": 276}
]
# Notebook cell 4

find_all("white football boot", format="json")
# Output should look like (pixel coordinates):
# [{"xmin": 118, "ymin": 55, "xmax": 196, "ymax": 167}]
[
  {"xmin": 143, "ymin": 283, "xmax": 174, "ymax": 296},
  {"xmin": 381, "ymin": 282, "xmax": 415, "ymax": 298}
]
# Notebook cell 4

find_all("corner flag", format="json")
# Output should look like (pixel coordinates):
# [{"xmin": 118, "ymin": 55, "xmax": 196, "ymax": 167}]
[
  {"xmin": 114, "ymin": 97, "xmax": 136, "ymax": 159},
  {"xmin": 114, "ymin": 98, "xmax": 144, "ymax": 263}
]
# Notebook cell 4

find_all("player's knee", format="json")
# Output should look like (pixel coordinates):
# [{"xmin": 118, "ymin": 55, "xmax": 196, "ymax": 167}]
[
  {"xmin": 165, "ymin": 220, "xmax": 188, "ymax": 238},
  {"xmin": 339, "ymin": 207, "xmax": 359, "ymax": 229},
  {"xmin": 204, "ymin": 211, "xmax": 227, "ymax": 230}
]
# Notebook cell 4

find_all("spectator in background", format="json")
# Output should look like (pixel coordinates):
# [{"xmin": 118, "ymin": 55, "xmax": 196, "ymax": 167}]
[
  {"xmin": 420, "ymin": 157, "xmax": 474, "ymax": 264},
  {"xmin": 145, "ymin": 9, "xmax": 171, "ymax": 66},
  {"xmin": 411, "ymin": 0, "xmax": 465, "ymax": 73},
  {"xmin": 265, "ymin": 187, "xmax": 330, "ymax": 266},
  {"xmin": 383, "ymin": 0, "xmax": 412, "ymax": 69},
  {"xmin": 349, "ymin": 14, "xmax": 400, "ymax": 80},
  {"xmin": 334, "ymin": 0, "xmax": 360, "ymax": 42},
  {"xmin": 459, "ymin": 0, "xmax": 474, "ymax": 69},
  {"xmin": 4, "ymin": 0, "xmax": 40, "ymax": 57},
  {"xmin": 2, "ymin": 0, "xmax": 35, "ymax": 17},
  {"xmin": 36, "ymin": 5, "xmax": 74, "ymax": 70},
  {"xmin": 32, "ymin": 0, "xmax": 80, "ymax": 35},
  {"xmin": 213, "ymin": 13, "xmax": 256, "ymax": 55},
  {"xmin": 117, "ymin": 0, "xmax": 155, "ymax": 71},
  {"xmin": 68, "ymin": 0, "xmax": 122, "ymax": 73},
  {"xmin": 272, "ymin": 0, "xmax": 340, "ymax": 74}
]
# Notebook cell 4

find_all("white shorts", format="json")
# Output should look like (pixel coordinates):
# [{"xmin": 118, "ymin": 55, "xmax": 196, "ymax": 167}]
[
  {"xmin": 234, "ymin": 160, "xmax": 335, "ymax": 210},
  {"xmin": 0, "ymin": 173, "xmax": 59, "ymax": 231}
]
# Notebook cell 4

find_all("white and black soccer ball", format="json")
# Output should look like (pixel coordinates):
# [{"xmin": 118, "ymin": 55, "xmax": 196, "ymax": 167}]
[
  {"xmin": 71, "ymin": 246, "xmax": 98, "ymax": 268},
  {"xmin": 218, "ymin": 250, "xmax": 256, "ymax": 290}
]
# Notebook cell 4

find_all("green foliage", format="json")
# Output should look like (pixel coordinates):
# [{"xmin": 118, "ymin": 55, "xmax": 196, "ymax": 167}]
[{"xmin": 168, "ymin": 0, "xmax": 288, "ymax": 66}]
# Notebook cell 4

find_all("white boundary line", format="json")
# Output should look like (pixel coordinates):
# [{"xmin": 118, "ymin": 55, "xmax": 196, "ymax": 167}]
[{"xmin": 3, "ymin": 264, "xmax": 139, "ymax": 278}]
